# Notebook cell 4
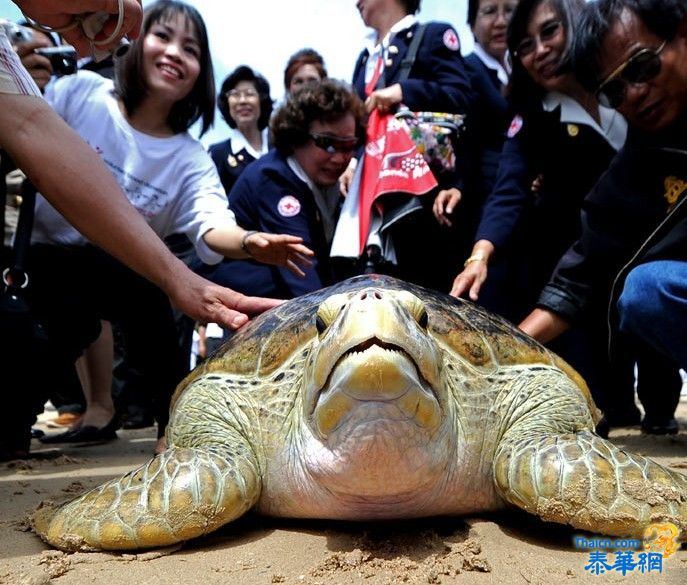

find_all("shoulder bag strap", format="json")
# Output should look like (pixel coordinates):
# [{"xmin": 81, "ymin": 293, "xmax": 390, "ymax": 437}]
[
  {"xmin": 5, "ymin": 178, "xmax": 36, "ymax": 289},
  {"xmin": 395, "ymin": 22, "xmax": 428, "ymax": 84}
]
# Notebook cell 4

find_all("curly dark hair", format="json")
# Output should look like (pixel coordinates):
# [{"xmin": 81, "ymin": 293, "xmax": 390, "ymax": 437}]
[
  {"xmin": 217, "ymin": 65, "xmax": 273, "ymax": 130},
  {"xmin": 283, "ymin": 48, "xmax": 328, "ymax": 92},
  {"xmin": 270, "ymin": 79, "xmax": 367, "ymax": 155},
  {"xmin": 572, "ymin": 0, "xmax": 687, "ymax": 92},
  {"xmin": 114, "ymin": 0, "xmax": 215, "ymax": 136}
]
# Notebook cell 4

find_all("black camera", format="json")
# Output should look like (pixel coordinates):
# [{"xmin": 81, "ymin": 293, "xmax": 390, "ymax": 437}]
[
  {"xmin": 2, "ymin": 21, "xmax": 77, "ymax": 77},
  {"xmin": 34, "ymin": 46, "xmax": 78, "ymax": 77}
]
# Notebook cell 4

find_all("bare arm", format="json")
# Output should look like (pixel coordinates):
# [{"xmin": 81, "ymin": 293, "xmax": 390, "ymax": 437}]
[
  {"xmin": 202, "ymin": 228, "xmax": 314, "ymax": 277},
  {"xmin": 0, "ymin": 92, "xmax": 280, "ymax": 329},
  {"xmin": 518, "ymin": 308, "xmax": 570, "ymax": 344}
]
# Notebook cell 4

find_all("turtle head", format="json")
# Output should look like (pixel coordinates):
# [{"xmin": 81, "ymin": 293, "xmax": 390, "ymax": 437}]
[{"xmin": 305, "ymin": 286, "xmax": 443, "ymax": 439}]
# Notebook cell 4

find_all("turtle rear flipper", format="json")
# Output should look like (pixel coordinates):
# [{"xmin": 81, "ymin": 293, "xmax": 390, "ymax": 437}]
[
  {"xmin": 493, "ymin": 430, "xmax": 687, "ymax": 539},
  {"xmin": 31, "ymin": 444, "xmax": 261, "ymax": 551}
]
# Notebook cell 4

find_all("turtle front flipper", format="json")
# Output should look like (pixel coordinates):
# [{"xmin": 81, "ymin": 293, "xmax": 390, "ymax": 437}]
[
  {"xmin": 32, "ymin": 444, "xmax": 261, "ymax": 551},
  {"xmin": 494, "ymin": 430, "xmax": 687, "ymax": 538}
]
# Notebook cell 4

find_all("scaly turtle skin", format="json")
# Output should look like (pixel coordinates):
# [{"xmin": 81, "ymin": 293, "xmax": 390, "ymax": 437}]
[{"xmin": 32, "ymin": 275, "xmax": 687, "ymax": 551}]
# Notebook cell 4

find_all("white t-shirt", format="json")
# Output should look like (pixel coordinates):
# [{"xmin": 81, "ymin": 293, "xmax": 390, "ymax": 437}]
[{"xmin": 32, "ymin": 70, "xmax": 235, "ymax": 264}]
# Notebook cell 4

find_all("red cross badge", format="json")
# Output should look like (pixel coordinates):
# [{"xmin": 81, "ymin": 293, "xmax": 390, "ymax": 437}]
[
  {"xmin": 443, "ymin": 28, "xmax": 460, "ymax": 51},
  {"xmin": 277, "ymin": 195, "xmax": 301, "ymax": 217},
  {"xmin": 507, "ymin": 114, "xmax": 523, "ymax": 138}
]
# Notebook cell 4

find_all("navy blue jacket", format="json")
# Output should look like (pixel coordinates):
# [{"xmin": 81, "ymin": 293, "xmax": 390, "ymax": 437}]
[
  {"xmin": 539, "ymin": 114, "xmax": 687, "ymax": 324},
  {"xmin": 196, "ymin": 149, "xmax": 334, "ymax": 299},
  {"xmin": 352, "ymin": 21, "xmax": 472, "ymax": 115},
  {"xmin": 463, "ymin": 52, "xmax": 509, "ymax": 196},
  {"xmin": 208, "ymin": 138, "xmax": 258, "ymax": 196},
  {"xmin": 475, "ymin": 104, "xmax": 620, "ymax": 288}
]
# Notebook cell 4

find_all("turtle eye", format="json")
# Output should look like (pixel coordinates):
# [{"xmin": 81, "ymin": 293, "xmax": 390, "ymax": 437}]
[
  {"xmin": 315, "ymin": 314, "xmax": 327, "ymax": 334},
  {"xmin": 418, "ymin": 308, "xmax": 429, "ymax": 329}
]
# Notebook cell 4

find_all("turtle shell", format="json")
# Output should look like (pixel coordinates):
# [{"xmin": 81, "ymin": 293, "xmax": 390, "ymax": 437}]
[{"xmin": 173, "ymin": 275, "xmax": 598, "ymax": 419}]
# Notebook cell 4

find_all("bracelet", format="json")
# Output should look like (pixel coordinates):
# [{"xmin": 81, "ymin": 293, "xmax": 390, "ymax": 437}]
[
  {"xmin": 241, "ymin": 230, "xmax": 258, "ymax": 256},
  {"xmin": 464, "ymin": 254, "xmax": 487, "ymax": 268}
]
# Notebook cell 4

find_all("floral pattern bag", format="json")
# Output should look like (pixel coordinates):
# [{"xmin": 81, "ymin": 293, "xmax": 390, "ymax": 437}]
[{"xmin": 395, "ymin": 108, "xmax": 464, "ymax": 176}]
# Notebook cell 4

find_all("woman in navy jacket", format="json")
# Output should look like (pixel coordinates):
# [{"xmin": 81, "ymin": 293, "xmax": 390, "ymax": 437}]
[
  {"xmin": 342, "ymin": 0, "xmax": 473, "ymax": 290},
  {"xmin": 197, "ymin": 80, "xmax": 366, "ymax": 298}
]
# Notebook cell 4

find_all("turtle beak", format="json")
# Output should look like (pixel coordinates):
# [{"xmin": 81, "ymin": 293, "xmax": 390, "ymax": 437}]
[{"xmin": 307, "ymin": 288, "xmax": 442, "ymax": 436}]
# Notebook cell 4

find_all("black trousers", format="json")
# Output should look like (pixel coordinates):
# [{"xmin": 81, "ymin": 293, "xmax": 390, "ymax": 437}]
[{"xmin": 24, "ymin": 244, "xmax": 187, "ymax": 435}]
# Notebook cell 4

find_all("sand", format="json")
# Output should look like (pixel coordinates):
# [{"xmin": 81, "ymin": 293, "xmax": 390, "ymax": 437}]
[{"xmin": 1, "ymin": 401, "xmax": 686, "ymax": 585}]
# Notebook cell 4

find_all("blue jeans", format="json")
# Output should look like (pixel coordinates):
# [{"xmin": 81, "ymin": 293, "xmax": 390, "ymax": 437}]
[{"xmin": 618, "ymin": 260, "xmax": 687, "ymax": 371}]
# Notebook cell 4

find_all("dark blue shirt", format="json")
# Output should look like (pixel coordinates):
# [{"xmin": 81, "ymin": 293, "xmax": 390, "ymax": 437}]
[{"xmin": 196, "ymin": 149, "xmax": 335, "ymax": 299}]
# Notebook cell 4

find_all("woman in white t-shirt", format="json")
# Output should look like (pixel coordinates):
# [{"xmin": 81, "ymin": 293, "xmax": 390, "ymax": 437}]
[{"xmin": 30, "ymin": 0, "xmax": 313, "ymax": 452}]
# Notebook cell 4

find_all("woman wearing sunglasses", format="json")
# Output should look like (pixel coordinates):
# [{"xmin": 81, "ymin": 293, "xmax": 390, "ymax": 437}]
[
  {"xmin": 199, "ymin": 79, "xmax": 366, "ymax": 299},
  {"xmin": 448, "ymin": 0, "xmax": 681, "ymax": 426}
]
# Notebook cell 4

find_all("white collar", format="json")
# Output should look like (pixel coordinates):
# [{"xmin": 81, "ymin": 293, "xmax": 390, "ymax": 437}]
[
  {"xmin": 472, "ymin": 43, "xmax": 509, "ymax": 86},
  {"xmin": 542, "ymin": 91, "xmax": 627, "ymax": 151},
  {"xmin": 229, "ymin": 127, "xmax": 269, "ymax": 159},
  {"xmin": 363, "ymin": 14, "xmax": 417, "ymax": 55},
  {"xmin": 286, "ymin": 156, "xmax": 315, "ymax": 191}
]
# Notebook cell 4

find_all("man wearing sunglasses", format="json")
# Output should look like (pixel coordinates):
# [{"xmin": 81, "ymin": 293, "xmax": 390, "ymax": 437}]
[{"xmin": 520, "ymin": 0, "xmax": 687, "ymax": 434}]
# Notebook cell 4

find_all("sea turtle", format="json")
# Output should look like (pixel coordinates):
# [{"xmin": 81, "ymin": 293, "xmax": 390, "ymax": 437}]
[{"xmin": 32, "ymin": 275, "xmax": 687, "ymax": 551}]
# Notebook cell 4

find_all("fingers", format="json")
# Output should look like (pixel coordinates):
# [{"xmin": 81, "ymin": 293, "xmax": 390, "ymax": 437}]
[
  {"xmin": 285, "ymin": 258, "xmax": 306, "ymax": 277},
  {"xmin": 286, "ymin": 242, "xmax": 315, "ymax": 257},
  {"xmin": 468, "ymin": 280, "xmax": 482, "ymax": 302},
  {"xmin": 432, "ymin": 190, "xmax": 461, "ymax": 226},
  {"xmin": 230, "ymin": 294, "xmax": 284, "ymax": 317},
  {"xmin": 449, "ymin": 277, "xmax": 467, "ymax": 298}
]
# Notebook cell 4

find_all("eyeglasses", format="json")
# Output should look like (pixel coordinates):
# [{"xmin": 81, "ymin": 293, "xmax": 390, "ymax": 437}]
[
  {"xmin": 309, "ymin": 132, "xmax": 359, "ymax": 154},
  {"xmin": 513, "ymin": 20, "xmax": 562, "ymax": 58},
  {"xmin": 228, "ymin": 89, "xmax": 258, "ymax": 100},
  {"xmin": 595, "ymin": 41, "xmax": 666, "ymax": 109},
  {"xmin": 478, "ymin": 3, "xmax": 516, "ymax": 20}
]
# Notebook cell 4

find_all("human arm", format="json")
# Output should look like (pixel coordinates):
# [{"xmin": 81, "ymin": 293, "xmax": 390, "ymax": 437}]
[
  {"xmin": 0, "ymin": 92, "xmax": 279, "ymax": 329},
  {"xmin": 229, "ymin": 168, "xmax": 326, "ymax": 296},
  {"xmin": 518, "ymin": 308, "xmax": 570, "ymax": 343},
  {"xmin": 449, "ymin": 239, "xmax": 494, "ymax": 300},
  {"xmin": 202, "ymin": 227, "xmax": 313, "ymax": 278},
  {"xmin": 13, "ymin": 0, "xmax": 142, "ymax": 57},
  {"xmin": 339, "ymin": 157, "xmax": 357, "ymax": 196}
]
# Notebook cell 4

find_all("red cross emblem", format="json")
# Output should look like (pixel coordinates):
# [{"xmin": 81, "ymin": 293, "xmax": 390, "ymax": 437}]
[{"xmin": 277, "ymin": 195, "xmax": 301, "ymax": 217}]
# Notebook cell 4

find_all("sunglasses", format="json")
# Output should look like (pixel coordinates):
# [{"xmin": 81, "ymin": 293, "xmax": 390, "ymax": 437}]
[
  {"xmin": 513, "ymin": 20, "xmax": 562, "ymax": 58},
  {"xmin": 595, "ymin": 41, "xmax": 666, "ymax": 109},
  {"xmin": 309, "ymin": 132, "xmax": 359, "ymax": 154}
]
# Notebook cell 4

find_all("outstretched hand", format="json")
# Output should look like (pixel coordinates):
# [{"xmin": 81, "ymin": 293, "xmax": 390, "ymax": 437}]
[
  {"xmin": 168, "ymin": 271, "xmax": 283, "ymax": 331},
  {"xmin": 450, "ymin": 261, "xmax": 488, "ymax": 301},
  {"xmin": 245, "ymin": 232, "xmax": 314, "ymax": 277}
]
